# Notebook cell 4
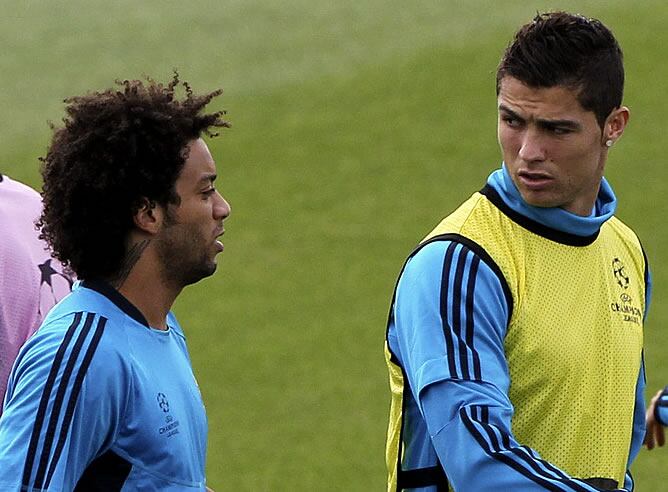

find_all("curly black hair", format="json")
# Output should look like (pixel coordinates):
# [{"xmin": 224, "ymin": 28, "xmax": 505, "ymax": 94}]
[
  {"xmin": 497, "ymin": 11, "xmax": 624, "ymax": 128},
  {"xmin": 38, "ymin": 73, "xmax": 230, "ymax": 281}
]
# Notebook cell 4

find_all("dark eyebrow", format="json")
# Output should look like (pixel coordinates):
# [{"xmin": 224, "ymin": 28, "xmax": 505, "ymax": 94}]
[
  {"xmin": 198, "ymin": 173, "xmax": 217, "ymax": 185},
  {"xmin": 498, "ymin": 104, "xmax": 582, "ymax": 131},
  {"xmin": 498, "ymin": 105, "xmax": 524, "ymax": 121},
  {"xmin": 537, "ymin": 119, "xmax": 582, "ymax": 131}
]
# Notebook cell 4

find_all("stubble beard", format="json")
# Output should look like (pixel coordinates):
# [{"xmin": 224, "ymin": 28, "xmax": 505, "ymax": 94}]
[{"xmin": 156, "ymin": 222, "xmax": 217, "ymax": 289}]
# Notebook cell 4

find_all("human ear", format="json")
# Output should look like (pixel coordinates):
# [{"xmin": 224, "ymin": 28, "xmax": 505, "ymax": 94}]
[
  {"xmin": 603, "ymin": 106, "xmax": 630, "ymax": 147},
  {"xmin": 132, "ymin": 198, "xmax": 163, "ymax": 235}
]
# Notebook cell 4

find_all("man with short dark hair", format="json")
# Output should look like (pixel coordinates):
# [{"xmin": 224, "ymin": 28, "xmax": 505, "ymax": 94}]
[
  {"xmin": 385, "ymin": 12, "xmax": 648, "ymax": 491},
  {"xmin": 0, "ymin": 75, "xmax": 230, "ymax": 491}
]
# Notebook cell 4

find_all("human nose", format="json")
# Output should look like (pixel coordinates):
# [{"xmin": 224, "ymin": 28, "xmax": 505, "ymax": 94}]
[
  {"xmin": 518, "ymin": 129, "xmax": 546, "ymax": 163},
  {"xmin": 214, "ymin": 192, "xmax": 231, "ymax": 220}
]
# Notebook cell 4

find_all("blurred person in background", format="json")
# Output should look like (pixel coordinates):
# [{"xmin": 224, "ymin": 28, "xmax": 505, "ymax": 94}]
[
  {"xmin": 0, "ymin": 173, "xmax": 73, "ymax": 413},
  {"xmin": 384, "ymin": 12, "xmax": 648, "ymax": 492},
  {"xmin": 0, "ymin": 75, "xmax": 230, "ymax": 491}
]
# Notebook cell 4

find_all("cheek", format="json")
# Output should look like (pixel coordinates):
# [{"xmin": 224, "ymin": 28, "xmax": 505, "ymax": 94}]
[
  {"xmin": 559, "ymin": 140, "xmax": 602, "ymax": 176},
  {"xmin": 497, "ymin": 128, "xmax": 519, "ymax": 157}
]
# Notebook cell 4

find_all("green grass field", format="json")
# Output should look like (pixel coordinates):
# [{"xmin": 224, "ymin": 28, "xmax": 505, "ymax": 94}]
[{"xmin": 2, "ymin": 0, "xmax": 668, "ymax": 489}]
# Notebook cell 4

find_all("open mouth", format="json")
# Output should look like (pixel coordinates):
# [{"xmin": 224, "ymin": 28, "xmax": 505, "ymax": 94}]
[
  {"xmin": 214, "ymin": 228, "xmax": 225, "ymax": 252},
  {"xmin": 518, "ymin": 171, "xmax": 553, "ymax": 190}
]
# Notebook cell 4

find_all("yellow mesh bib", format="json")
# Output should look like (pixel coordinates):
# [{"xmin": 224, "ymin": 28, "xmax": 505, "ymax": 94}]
[
  {"xmin": 422, "ymin": 191, "xmax": 645, "ymax": 485},
  {"xmin": 385, "ymin": 191, "xmax": 646, "ymax": 490}
]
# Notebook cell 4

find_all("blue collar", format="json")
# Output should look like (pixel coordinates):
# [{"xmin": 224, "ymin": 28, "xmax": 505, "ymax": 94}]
[
  {"xmin": 81, "ymin": 279, "xmax": 151, "ymax": 328},
  {"xmin": 484, "ymin": 165, "xmax": 617, "ymax": 244}
]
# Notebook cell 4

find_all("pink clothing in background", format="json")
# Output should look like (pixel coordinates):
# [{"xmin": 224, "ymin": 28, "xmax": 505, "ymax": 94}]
[{"xmin": 0, "ymin": 174, "xmax": 73, "ymax": 411}]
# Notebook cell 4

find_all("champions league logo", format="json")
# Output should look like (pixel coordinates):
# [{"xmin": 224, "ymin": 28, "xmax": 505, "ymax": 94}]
[
  {"xmin": 610, "ymin": 257, "xmax": 640, "ymax": 325},
  {"xmin": 157, "ymin": 393, "xmax": 170, "ymax": 413},
  {"xmin": 612, "ymin": 258, "xmax": 629, "ymax": 290},
  {"xmin": 157, "ymin": 393, "xmax": 181, "ymax": 437}
]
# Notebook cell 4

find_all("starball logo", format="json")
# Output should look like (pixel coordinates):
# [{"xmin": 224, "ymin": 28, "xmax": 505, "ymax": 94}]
[
  {"xmin": 157, "ymin": 393, "xmax": 170, "ymax": 413},
  {"xmin": 609, "ymin": 258, "xmax": 641, "ymax": 325},
  {"xmin": 156, "ymin": 393, "xmax": 181, "ymax": 438},
  {"xmin": 612, "ymin": 258, "xmax": 629, "ymax": 289}
]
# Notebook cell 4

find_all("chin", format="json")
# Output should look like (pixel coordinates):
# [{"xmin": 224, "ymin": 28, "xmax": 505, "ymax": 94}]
[
  {"xmin": 180, "ymin": 263, "xmax": 218, "ymax": 287},
  {"xmin": 519, "ymin": 191, "xmax": 556, "ymax": 209},
  {"xmin": 525, "ymin": 199, "xmax": 554, "ymax": 209}
]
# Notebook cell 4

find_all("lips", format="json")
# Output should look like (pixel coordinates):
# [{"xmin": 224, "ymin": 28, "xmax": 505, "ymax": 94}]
[
  {"xmin": 518, "ymin": 170, "xmax": 553, "ymax": 190},
  {"xmin": 214, "ymin": 227, "xmax": 225, "ymax": 252}
]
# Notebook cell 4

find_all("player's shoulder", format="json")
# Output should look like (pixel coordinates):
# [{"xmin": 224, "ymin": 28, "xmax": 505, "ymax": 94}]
[
  {"xmin": 0, "ymin": 174, "xmax": 41, "ymax": 200},
  {"xmin": 604, "ymin": 215, "xmax": 645, "ymax": 255},
  {"xmin": 42, "ymin": 283, "xmax": 124, "ymax": 325},
  {"xmin": 29, "ymin": 285, "xmax": 133, "ymax": 361},
  {"xmin": 12, "ymin": 309, "xmax": 129, "ymax": 399},
  {"xmin": 406, "ymin": 237, "xmax": 494, "ymax": 277},
  {"xmin": 605, "ymin": 215, "xmax": 641, "ymax": 240},
  {"xmin": 404, "ymin": 240, "xmax": 452, "ymax": 275},
  {"xmin": 0, "ymin": 175, "xmax": 42, "ymax": 222}
]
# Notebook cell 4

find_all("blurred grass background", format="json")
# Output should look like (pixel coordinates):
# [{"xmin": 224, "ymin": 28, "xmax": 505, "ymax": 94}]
[{"xmin": 1, "ymin": 0, "xmax": 666, "ymax": 489}]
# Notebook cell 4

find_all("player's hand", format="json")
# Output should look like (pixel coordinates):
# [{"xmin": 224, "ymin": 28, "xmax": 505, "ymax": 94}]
[{"xmin": 644, "ymin": 388, "xmax": 666, "ymax": 450}]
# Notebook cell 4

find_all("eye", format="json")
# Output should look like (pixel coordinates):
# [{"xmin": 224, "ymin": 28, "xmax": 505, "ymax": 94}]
[
  {"xmin": 202, "ymin": 188, "xmax": 216, "ymax": 198},
  {"xmin": 502, "ymin": 115, "xmax": 522, "ymax": 128},
  {"xmin": 545, "ymin": 125, "xmax": 572, "ymax": 136}
]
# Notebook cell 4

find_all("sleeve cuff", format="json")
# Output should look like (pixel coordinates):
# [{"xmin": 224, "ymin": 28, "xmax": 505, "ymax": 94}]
[{"xmin": 654, "ymin": 386, "xmax": 668, "ymax": 427}]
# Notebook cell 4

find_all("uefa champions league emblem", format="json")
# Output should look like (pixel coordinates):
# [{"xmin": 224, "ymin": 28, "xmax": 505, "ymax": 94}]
[
  {"xmin": 612, "ymin": 258, "xmax": 629, "ymax": 290},
  {"xmin": 157, "ymin": 393, "xmax": 170, "ymax": 413}
]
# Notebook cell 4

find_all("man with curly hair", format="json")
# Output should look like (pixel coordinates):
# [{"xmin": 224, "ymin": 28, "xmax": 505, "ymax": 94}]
[{"xmin": 0, "ymin": 75, "xmax": 230, "ymax": 491}]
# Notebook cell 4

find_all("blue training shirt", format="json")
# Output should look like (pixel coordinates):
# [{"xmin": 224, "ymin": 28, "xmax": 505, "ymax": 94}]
[
  {"xmin": 387, "ymin": 165, "xmax": 650, "ymax": 491},
  {"xmin": 0, "ymin": 280, "xmax": 208, "ymax": 491}
]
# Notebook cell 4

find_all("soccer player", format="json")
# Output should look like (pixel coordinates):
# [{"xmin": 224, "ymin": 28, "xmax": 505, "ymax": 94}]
[
  {"xmin": 384, "ymin": 12, "xmax": 648, "ymax": 492},
  {"xmin": 0, "ymin": 174, "xmax": 73, "ymax": 412},
  {"xmin": 0, "ymin": 75, "xmax": 230, "ymax": 491}
]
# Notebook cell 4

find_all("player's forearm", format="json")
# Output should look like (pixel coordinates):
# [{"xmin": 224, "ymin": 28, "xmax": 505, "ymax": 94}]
[{"xmin": 422, "ymin": 383, "xmax": 608, "ymax": 492}]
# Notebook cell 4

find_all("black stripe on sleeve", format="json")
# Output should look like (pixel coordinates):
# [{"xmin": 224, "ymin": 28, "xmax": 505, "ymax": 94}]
[
  {"xmin": 524, "ymin": 446, "xmax": 579, "ymax": 485},
  {"xmin": 441, "ymin": 243, "xmax": 487, "ymax": 382},
  {"xmin": 466, "ymin": 255, "xmax": 482, "ymax": 380},
  {"xmin": 452, "ymin": 246, "xmax": 470, "ymax": 379},
  {"xmin": 45, "ymin": 316, "xmax": 108, "ymax": 489},
  {"xmin": 33, "ymin": 312, "xmax": 97, "ymax": 489},
  {"xmin": 440, "ymin": 242, "xmax": 459, "ymax": 379},
  {"xmin": 22, "ymin": 311, "xmax": 83, "ymax": 487},
  {"xmin": 481, "ymin": 405, "xmax": 489, "ymax": 423},
  {"xmin": 385, "ymin": 232, "xmax": 512, "ymax": 367},
  {"xmin": 461, "ymin": 407, "xmax": 564, "ymax": 491},
  {"xmin": 424, "ymin": 234, "xmax": 513, "ymax": 327},
  {"xmin": 461, "ymin": 406, "xmax": 592, "ymax": 492},
  {"xmin": 475, "ymin": 405, "xmax": 502, "ymax": 457}
]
